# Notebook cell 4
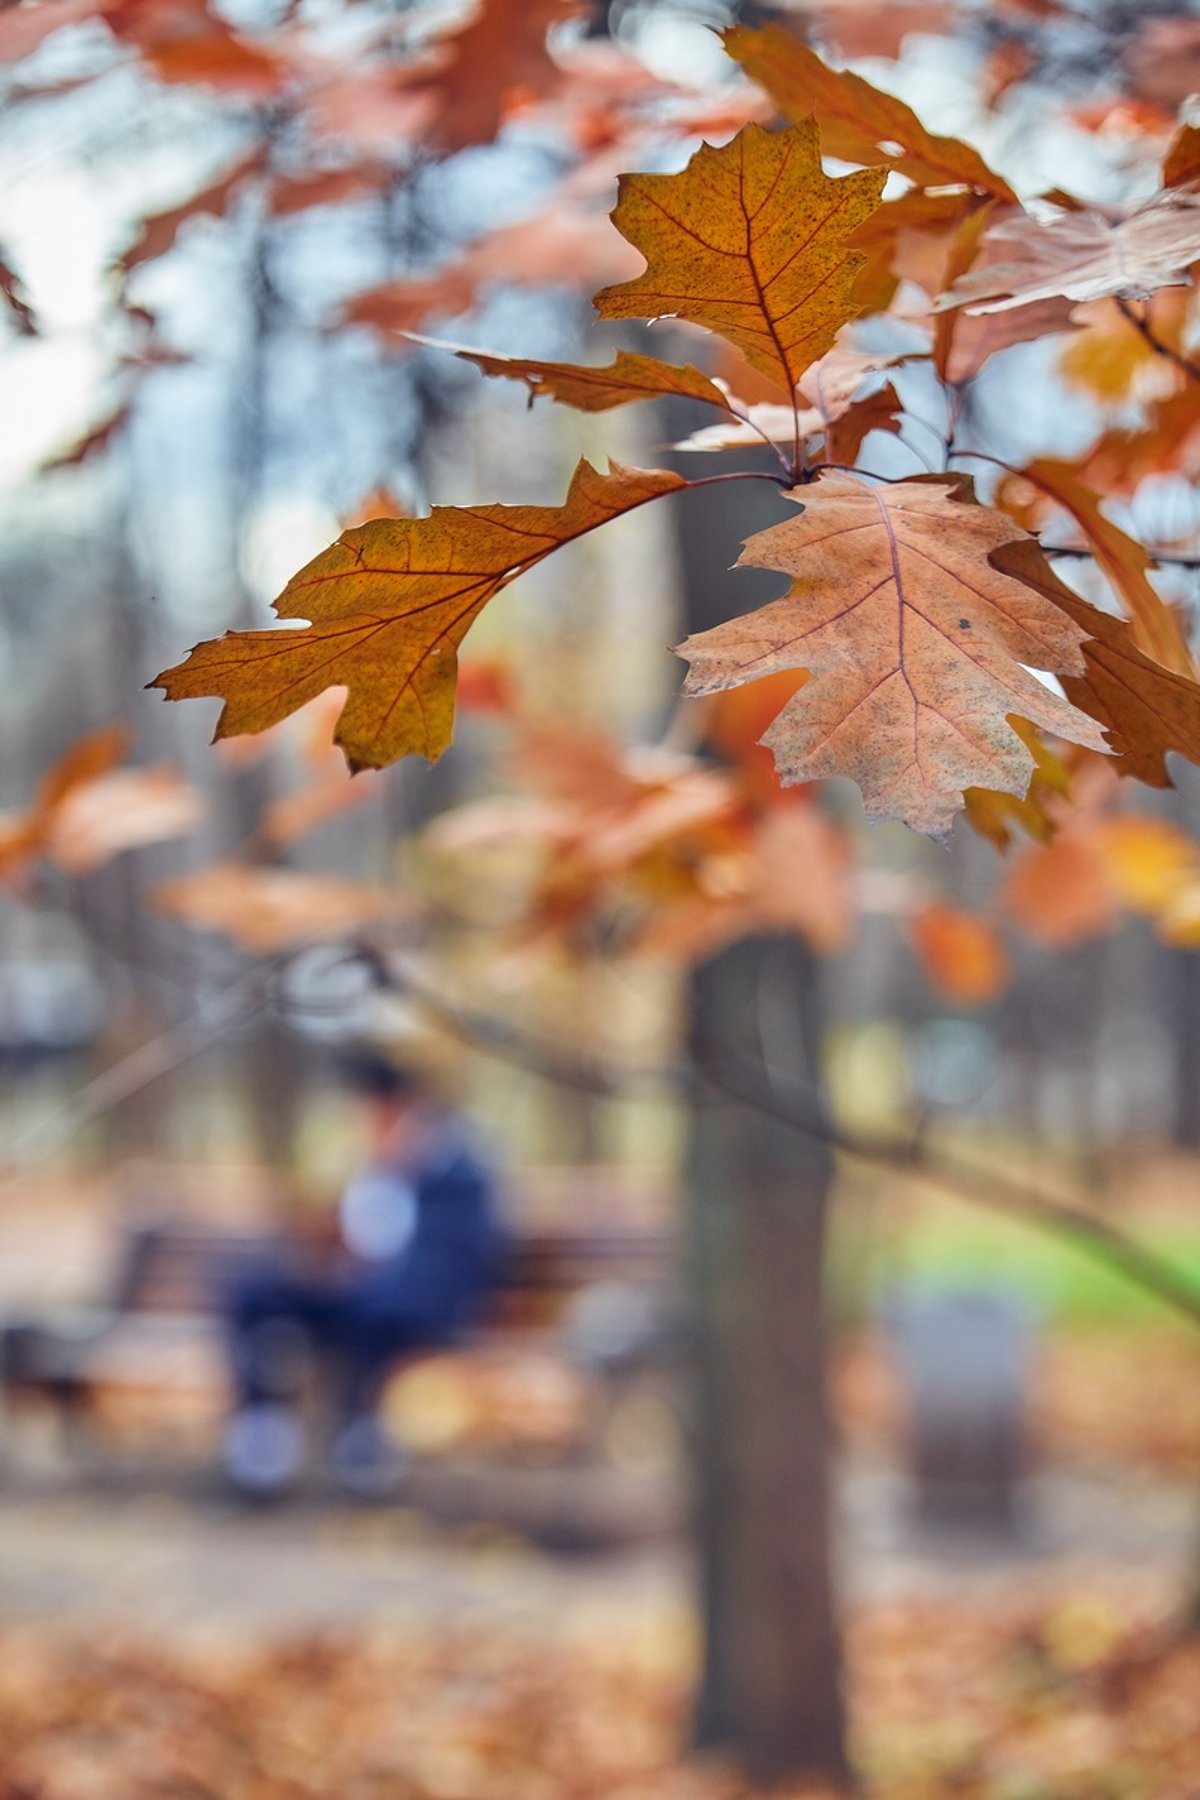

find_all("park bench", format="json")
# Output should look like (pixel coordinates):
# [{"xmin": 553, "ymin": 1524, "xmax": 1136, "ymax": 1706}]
[{"xmin": 0, "ymin": 1216, "xmax": 675, "ymax": 1455}]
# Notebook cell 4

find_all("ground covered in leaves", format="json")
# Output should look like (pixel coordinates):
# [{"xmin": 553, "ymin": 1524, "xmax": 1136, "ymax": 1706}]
[{"xmin": 2, "ymin": 1588, "xmax": 1198, "ymax": 1800}]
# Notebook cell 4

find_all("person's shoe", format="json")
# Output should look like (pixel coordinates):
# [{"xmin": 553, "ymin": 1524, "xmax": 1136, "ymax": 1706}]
[
  {"xmin": 222, "ymin": 1404, "xmax": 304, "ymax": 1499},
  {"xmin": 330, "ymin": 1414, "xmax": 407, "ymax": 1498}
]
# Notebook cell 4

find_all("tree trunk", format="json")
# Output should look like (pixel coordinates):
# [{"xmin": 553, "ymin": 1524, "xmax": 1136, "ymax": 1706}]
[
  {"xmin": 666, "ymin": 431, "xmax": 849, "ymax": 1785},
  {"xmin": 685, "ymin": 937, "xmax": 848, "ymax": 1787}
]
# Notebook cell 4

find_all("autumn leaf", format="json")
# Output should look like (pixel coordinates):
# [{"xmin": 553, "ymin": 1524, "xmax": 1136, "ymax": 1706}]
[
  {"xmin": 1058, "ymin": 292, "xmax": 1190, "ymax": 407},
  {"xmin": 934, "ymin": 189, "xmax": 1200, "ymax": 312},
  {"xmin": 152, "ymin": 460, "xmax": 687, "ymax": 772},
  {"xmin": 0, "ymin": 250, "xmax": 36, "ymax": 336},
  {"xmin": 933, "ymin": 201, "xmax": 1078, "ymax": 384},
  {"xmin": 1003, "ymin": 833, "xmax": 1117, "ymax": 946},
  {"xmin": 152, "ymin": 864, "xmax": 396, "ymax": 952},
  {"xmin": 1092, "ymin": 815, "xmax": 1197, "ymax": 914},
  {"xmin": 1163, "ymin": 119, "xmax": 1200, "ymax": 190},
  {"xmin": 268, "ymin": 163, "xmax": 389, "ymax": 217},
  {"xmin": 46, "ymin": 766, "xmax": 204, "ymax": 873},
  {"xmin": 119, "ymin": 147, "xmax": 265, "ymax": 274},
  {"xmin": 677, "ymin": 474, "xmax": 1109, "ymax": 837},
  {"xmin": 416, "ymin": 0, "xmax": 579, "ymax": 154},
  {"xmin": 0, "ymin": 729, "xmax": 201, "ymax": 880},
  {"xmin": 1006, "ymin": 458, "xmax": 1193, "ymax": 675},
  {"xmin": 961, "ymin": 721, "xmax": 1075, "ymax": 848},
  {"xmin": 992, "ymin": 541, "xmax": 1200, "ymax": 788},
  {"xmin": 724, "ymin": 22, "xmax": 1016, "ymax": 200},
  {"xmin": 342, "ymin": 188, "xmax": 637, "ymax": 337},
  {"xmin": 910, "ymin": 902, "xmax": 1010, "ymax": 1005},
  {"xmin": 593, "ymin": 121, "xmax": 886, "ymax": 401},
  {"xmin": 408, "ymin": 336, "xmax": 732, "ymax": 415},
  {"xmin": 671, "ymin": 345, "xmax": 899, "ymax": 455}
]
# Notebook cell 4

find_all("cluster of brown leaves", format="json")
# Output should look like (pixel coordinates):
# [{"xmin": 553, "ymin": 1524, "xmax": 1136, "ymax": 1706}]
[
  {"xmin": 429, "ymin": 717, "xmax": 851, "ymax": 965},
  {"xmin": 147, "ymin": 21, "xmax": 1200, "ymax": 849},
  {"xmin": 1, "ymin": 1587, "xmax": 1197, "ymax": 1800}
]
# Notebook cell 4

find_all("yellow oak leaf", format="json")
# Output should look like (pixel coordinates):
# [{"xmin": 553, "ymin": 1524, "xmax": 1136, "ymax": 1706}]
[
  {"xmin": 593, "ymin": 120, "xmax": 885, "ymax": 401},
  {"xmin": 677, "ymin": 474, "xmax": 1108, "ymax": 837},
  {"xmin": 152, "ymin": 460, "xmax": 685, "ymax": 772},
  {"xmin": 407, "ymin": 336, "xmax": 731, "ymax": 413}
]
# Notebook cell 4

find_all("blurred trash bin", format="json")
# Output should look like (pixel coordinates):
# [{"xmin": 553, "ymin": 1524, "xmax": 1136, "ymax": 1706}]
[{"xmin": 880, "ymin": 1283, "xmax": 1036, "ymax": 1531}]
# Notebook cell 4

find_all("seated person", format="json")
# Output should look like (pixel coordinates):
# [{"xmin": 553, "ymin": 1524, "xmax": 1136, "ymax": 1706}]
[{"xmin": 222, "ymin": 1049, "xmax": 505, "ymax": 1496}]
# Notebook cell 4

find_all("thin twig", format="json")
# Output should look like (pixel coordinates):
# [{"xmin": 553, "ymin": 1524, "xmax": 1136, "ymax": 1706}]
[
  {"xmin": 1044, "ymin": 544, "xmax": 1200, "ymax": 571},
  {"xmin": 355, "ymin": 945, "xmax": 1200, "ymax": 1332},
  {"xmin": 1116, "ymin": 298, "xmax": 1200, "ymax": 387}
]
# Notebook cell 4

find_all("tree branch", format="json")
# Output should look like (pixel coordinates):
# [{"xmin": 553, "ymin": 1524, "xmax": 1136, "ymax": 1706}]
[
  {"xmin": 1116, "ymin": 298, "xmax": 1200, "ymax": 387},
  {"xmin": 353, "ymin": 944, "xmax": 1200, "ymax": 1332}
]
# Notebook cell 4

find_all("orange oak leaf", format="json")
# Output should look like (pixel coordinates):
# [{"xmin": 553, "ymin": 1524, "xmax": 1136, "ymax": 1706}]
[
  {"xmin": 593, "ymin": 120, "xmax": 886, "ymax": 401},
  {"xmin": 268, "ymin": 163, "xmax": 390, "ymax": 217},
  {"xmin": 849, "ymin": 188, "xmax": 977, "ymax": 316},
  {"xmin": 1002, "ymin": 833, "xmax": 1117, "ymax": 946},
  {"xmin": 933, "ymin": 201, "xmax": 1078, "ymax": 384},
  {"xmin": 0, "ymin": 0, "xmax": 98, "ymax": 66},
  {"xmin": 341, "ymin": 192, "xmax": 638, "ymax": 337},
  {"xmin": 152, "ymin": 461, "xmax": 687, "ymax": 772},
  {"xmin": 991, "ymin": 541, "xmax": 1200, "ymax": 789},
  {"xmin": 677, "ymin": 474, "xmax": 1108, "ymax": 837},
  {"xmin": 961, "ymin": 721, "xmax": 1075, "ymax": 848},
  {"xmin": 0, "ymin": 726, "xmax": 129, "ymax": 877},
  {"xmin": 0, "ymin": 729, "xmax": 200, "ymax": 880},
  {"xmin": 1163, "ymin": 120, "xmax": 1200, "ymax": 190},
  {"xmin": 46, "ymin": 766, "xmax": 204, "ymax": 873},
  {"xmin": 934, "ymin": 189, "xmax": 1200, "ymax": 312},
  {"xmin": 804, "ymin": 0, "xmax": 960, "ymax": 62},
  {"xmin": 672, "ymin": 346, "xmax": 898, "ymax": 454},
  {"xmin": 119, "ymin": 147, "xmax": 265, "ymax": 274},
  {"xmin": 417, "ymin": 0, "xmax": 579, "ymax": 154},
  {"xmin": 1010, "ymin": 458, "xmax": 1193, "ymax": 675},
  {"xmin": 724, "ymin": 22, "xmax": 1016, "ymax": 201},
  {"xmin": 910, "ymin": 902, "xmax": 1010, "ymax": 1005},
  {"xmin": 153, "ymin": 865, "xmax": 396, "ymax": 953},
  {"xmin": 407, "ymin": 336, "xmax": 732, "ymax": 414}
]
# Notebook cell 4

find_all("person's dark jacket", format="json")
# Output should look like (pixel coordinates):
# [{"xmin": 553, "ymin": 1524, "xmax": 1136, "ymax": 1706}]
[{"xmin": 348, "ymin": 1126, "xmax": 506, "ymax": 1339}]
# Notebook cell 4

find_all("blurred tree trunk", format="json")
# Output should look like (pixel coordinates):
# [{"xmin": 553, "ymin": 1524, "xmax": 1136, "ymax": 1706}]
[
  {"xmin": 668, "ymin": 450, "xmax": 849, "ymax": 1787},
  {"xmin": 685, "ymin": 939, "xmax": 847, "ymax": 1786}
]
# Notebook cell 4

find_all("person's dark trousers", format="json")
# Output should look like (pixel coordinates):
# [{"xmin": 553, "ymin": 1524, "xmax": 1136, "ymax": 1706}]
[{"xmin": 225, "ymin": 1263, "xmax": 441, "ymax": 1421}]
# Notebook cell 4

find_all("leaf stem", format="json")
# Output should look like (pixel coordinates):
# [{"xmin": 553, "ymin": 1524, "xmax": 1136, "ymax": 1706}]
[
  {"xmin": 686, "ymin": 467, "xmax": 796, "ymax": 493},
  {"xmin": 1116, "ymin": 297, "xmax": 1200, "ymax": 386}
]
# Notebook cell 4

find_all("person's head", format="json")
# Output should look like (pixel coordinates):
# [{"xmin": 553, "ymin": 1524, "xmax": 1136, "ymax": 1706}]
[{"xmin": 335, "ymin": 1048, "xmax": 430, "ymax": 1161}]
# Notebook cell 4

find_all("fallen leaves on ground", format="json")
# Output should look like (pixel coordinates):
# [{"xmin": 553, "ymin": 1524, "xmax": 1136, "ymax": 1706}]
[
  {"xmin": 1, "ymin": 1585, "xmax": 1198, "ymax": 1799},
  {"xmin": 677, "ymin": 475, "xmax": 1107, "ymax": 837}
]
